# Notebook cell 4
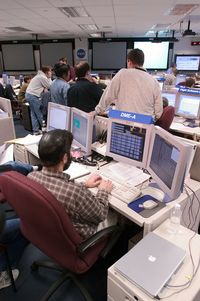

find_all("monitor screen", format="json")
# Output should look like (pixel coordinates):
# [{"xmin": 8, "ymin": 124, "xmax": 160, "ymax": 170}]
[
  {"xmin": 175, "ymin": 55, "xmax": 200, "ymax": 72},
  {"xmin": 176, "ymin": 94, "xmax": 200, "ymax": 119},
  {"xmin": 106, "ymin": 118, "xmax": 153, "ymax": 168},
  {"xmin": 161, "ymin": 92, "xmax": 177, "ymax": 107},
  {"xmin": 40, "ymin": 42, "xmax": 73, "ymax": 66},
  {"xmin": 70, "ymin": 107, "xmax": 93, "ymax": 156},
  {"xmin": 134, "ymin": 42, "xmax": 169, "ymax": 70},
  {"xmin": 46, "ymin": 102, "xmax": 70, "ymax": 131},
  {"xmin": 175, "ymin": 74, "xmax": 187, "ymax": 86},
  {"xmin": 147, "ymin": 126, "xmax": 191, "ymax": 199},
  {"xmin": 92, "ymin": 41, "xmax": 127, "ymax": 70},
  {"xmin": 2, "ymin": 44, "xmax": 35, "ymax": 71}
]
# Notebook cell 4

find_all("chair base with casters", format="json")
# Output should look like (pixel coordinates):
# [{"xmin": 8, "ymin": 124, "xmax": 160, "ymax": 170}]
[
  {"xmin": 30, "ymin": 225, "xmax": 122, "ymax": 301},
  {"xmin": 0, "ymin": 171, "xmax": 123, "ymax": 301}
]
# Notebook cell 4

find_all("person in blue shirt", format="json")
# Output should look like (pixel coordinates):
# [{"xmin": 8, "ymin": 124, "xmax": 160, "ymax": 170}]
[{"xmin": 50, "ymin": 64, "xmax": 70, "ymax": 105}]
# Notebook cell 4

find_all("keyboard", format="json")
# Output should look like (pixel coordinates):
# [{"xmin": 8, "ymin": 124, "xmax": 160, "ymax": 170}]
[{"xmin": 85, "ymin": 171, "xmax": 141, "ymax": 204}]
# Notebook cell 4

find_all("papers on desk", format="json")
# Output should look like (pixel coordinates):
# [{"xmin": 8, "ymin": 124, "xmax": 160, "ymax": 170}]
[
  {"xmin": 0, "ymin": 144, "xmax": 13, "ymax": 164},
  {"xmin": 6, "ymin": 134, "xmax": 42, "ymax": 145},
  {"xmin": 63, "ymin": 161, "xmax": 90, "ymax": 180},
  {"xmin": 102, "ymin": 162, "xmax": 150, "ymax": 187}
]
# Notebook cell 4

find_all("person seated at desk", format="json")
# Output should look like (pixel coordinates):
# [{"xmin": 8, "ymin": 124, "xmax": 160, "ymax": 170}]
[
  {"xmin": 166, "ymin": 63, "xmax": 177, "ymax": 75},
  {"xmin": 162, "ymin": 96, "xmax": 169, "ymax": 108},
  {"xmin": 50, "ymin": 63, "xmax": 70, "ymax": 106},
  {"xmin": 67, "ymin": 62, "xmax": 103, "ymax": 113},
  {"xmin": 18, "ymin": 75, "xmax": 32, "ymax": 103},
  {"xmin": 94, "ymin": 48, "xmax": 163, "ymax": 120},
  {"xmin": 27, "ymin": 129, "xmax": 116, "ymax": 240},
  {"xmin": 177, "ymin": 77, "xmax": 195, "ymax": 88}
]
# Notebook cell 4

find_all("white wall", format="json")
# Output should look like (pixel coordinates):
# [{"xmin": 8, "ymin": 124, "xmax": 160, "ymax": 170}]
[{"xmin": 173, "ymin": 37, "xmax": 200, "ymax": 56}]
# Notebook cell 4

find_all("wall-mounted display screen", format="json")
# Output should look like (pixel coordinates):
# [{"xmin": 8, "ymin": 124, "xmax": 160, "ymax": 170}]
[
  {"xmin": 40, "ymin": 42, "xmax": 73, "ymax": 66},
  {"xmin": 2, "ymin": 44, "xmax": 35, "ymax": 71},
  {"xmin": 134, "ymin": 41, "xmax": 169, "ymax": 70},
  {"xmin": 175, "ymin": 55, "xmax": 200, "ymax": 72},
  {"xmin": 92, "ymin": 41, "xmax": 127, "ymax": 70}
]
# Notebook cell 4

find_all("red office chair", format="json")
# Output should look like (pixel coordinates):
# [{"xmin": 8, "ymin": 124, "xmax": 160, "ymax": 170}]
[
  {"xmin": 155, "ymin": 106, "xmax": 175, "ymax": 131},
  {"xmin": 0, "ymin": 171, "xmax": 121, "ymax": 301}
]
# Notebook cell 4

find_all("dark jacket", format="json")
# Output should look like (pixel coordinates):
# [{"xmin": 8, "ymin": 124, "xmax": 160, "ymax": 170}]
[{"xmin": 67, "ymin": 78, "xmax": 103, "ymax": 112}]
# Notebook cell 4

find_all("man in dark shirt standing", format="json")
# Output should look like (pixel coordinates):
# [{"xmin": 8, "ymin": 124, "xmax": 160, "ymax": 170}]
[{"xmin": 67, "ymin": 62, "xmax": 103, "ymax": 112}]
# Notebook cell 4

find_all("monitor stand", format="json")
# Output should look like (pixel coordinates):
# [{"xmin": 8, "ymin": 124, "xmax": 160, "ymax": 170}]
[{"xmin": 142, "ymin": 182, "xmax": 172, "ymax": 203}]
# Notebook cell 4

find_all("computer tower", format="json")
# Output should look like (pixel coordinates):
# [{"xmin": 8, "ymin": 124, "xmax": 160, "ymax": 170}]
[{"xmin": 21, "ymin": 103, "xmax": 32, "ymax": 132}]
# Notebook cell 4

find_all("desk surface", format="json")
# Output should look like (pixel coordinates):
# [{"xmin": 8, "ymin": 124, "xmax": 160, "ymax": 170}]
[
  {"xmin": 25, "ymin": 143, "xmax": 200, "ymax": 234},
  {"xmin": 108, "ymin": 219, "xmax": 200, "ymax": 301},
  {"xmin": 170, "ymin": 121, "xmax": 200, "ymax": 140}
]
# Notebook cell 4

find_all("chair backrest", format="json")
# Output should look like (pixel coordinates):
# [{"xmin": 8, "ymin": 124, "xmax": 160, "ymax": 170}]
[
  {"xmin": 155, "ymin": 106, "xmax": 175, "ymax": 131},
  {"xmin": 0, "ymin": 171, "xmax": 106, "ymax": 273}
]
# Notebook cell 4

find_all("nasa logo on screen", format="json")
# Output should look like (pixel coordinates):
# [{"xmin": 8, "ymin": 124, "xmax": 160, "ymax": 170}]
[{"xmin": 76, "ymin": 48, "xmax": 87, "ymax": 59}]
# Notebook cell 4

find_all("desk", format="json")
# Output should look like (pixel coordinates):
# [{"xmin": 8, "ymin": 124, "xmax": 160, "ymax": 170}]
[
  {"xmin": 170, "ymin": 121, "xmax": 200, "ymax": 141},
  {"xmin": 108, "ymin": 219, "xmax": 200, "ymax": 301},
  {"xmin": 25, "ymin": 143, "xmax": 200, "ymax": 235}
]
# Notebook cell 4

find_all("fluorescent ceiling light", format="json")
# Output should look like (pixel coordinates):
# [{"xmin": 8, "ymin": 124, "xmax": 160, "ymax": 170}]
[
  {"xmin": 79, "ymin": 24, "xmax": 98, "ymax": 31},
  {"xmin": 59, "ymin": 7, "xmax": 89, "ymax": 17},
  {"xmin": 166, "ymin": 4, "xmax": 199, "ymax": 16},
  {"xmin": 90, "ymin": 33, "xmax": 102, "ymax": 37}
]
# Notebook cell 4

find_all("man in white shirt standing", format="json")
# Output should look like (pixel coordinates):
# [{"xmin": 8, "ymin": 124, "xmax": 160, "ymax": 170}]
[
  {"xmin": 95, "ymin": 49, "xmax": 163, "ymax": 120},
  {"xmin": 26, "ymin": 66, "xmax": 52, "ymax": 133}
]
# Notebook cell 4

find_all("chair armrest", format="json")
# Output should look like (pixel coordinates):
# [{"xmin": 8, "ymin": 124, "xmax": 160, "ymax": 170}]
[{"xmin": 77, "ymin": 225, "xmax": 121, "ymax": 255}]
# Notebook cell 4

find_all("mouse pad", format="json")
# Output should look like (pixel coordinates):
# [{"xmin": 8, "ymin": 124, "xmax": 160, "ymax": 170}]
[{"xmin": 128, "ymin": 195, "xmax": 166, "ymax": 218}]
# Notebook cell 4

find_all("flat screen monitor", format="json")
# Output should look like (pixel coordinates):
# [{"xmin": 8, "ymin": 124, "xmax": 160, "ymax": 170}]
[
  {"xmin": 92, "ymin": 41, "xmax": 127, "ymax": 70},
  {"xmin": 134, "ymin": 41, "xmax": 169, "ymax": 70},
  {"xmin": 147, "ymin": 126, "xmax": 191, "ymax": 199},
  {"xmin": 176, "ymin": 93, "xmax": 200, "ymax": 119},
  {"xmin": 106, "ymin": 118, "xmax": 153, "ymax": 169},
  {"xmin": 46, "ymin": 102, "xmax": 71, "ymax": 131},
  {"xmin": 161, "ymin": 92, "xmax": 177, "ymax": 107},
  {"xmin": 175, "ymin": 55, "xmax": 200, "ymax": 72},
  {"xmin": 70, "ymin": 107, "xmax": 93, "ymax": 156}
]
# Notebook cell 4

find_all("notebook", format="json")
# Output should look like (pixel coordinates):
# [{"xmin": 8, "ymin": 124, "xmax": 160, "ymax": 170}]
[
  {"xmin": 114, "ymin": 232, "xmax": 186, "ymax": 297},
  {"xmin": 63, "ymin": 161, "xmax": 90, "ymax": 180}
]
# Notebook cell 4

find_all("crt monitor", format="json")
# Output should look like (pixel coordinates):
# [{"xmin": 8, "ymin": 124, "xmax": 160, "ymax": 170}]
[
  {"xmin": 147, "ymin": 126, "xmax": 191, "ymax": 200},
  {"xmin": 176, "ymin": 93, "xmax": 200, "ymax": 119},
  {"xmin": 46, "ymin": 102, "xmax": 71, "ymax": 131},
  {"xmin": 106, "ymin": 118, "xmax": 153, "ymax": 169},
  {"xmin": 70, "ymin": 107, "xmax": 94, "ymax": 156},
  {"xmin": 161, "ymin": 91, "xmax": 177, "ymax": 107},
  {"xmin": 175, "ymin": 55, "xmax": 200, "ymax": 72}
]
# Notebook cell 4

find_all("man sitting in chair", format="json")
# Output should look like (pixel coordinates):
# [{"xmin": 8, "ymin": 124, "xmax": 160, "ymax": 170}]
[{"xmin": 28, "ymin": 129, "xmax": 116, "ymax": 240}]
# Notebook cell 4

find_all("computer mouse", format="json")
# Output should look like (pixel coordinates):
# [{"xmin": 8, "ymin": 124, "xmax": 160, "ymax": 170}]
[{"xmin": 142, "ymin": 200, "xmax": 158, "ymax": 210}]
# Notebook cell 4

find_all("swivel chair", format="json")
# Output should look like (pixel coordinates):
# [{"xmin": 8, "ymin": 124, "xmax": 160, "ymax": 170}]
[
  {"xmin": 155, "ymin": 106, "xmax": 175, "ymax": 131},
  {"xmin": 0, "ymin": 171, "xmax": 121, "ymax": 301}
]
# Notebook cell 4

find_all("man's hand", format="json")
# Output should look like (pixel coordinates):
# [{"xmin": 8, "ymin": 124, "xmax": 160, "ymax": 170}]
[
  {"xmin": 98, "ymin": 179, "xmax": 113, "ymax": 193},
  {"xmin": 85, "ymin": 174, "xmax": 102, "ymax": 188}
]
